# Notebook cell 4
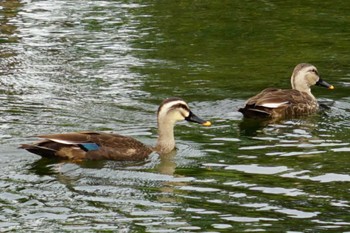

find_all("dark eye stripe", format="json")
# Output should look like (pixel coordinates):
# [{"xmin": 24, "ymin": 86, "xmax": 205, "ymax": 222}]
[
  {"xmin": 157, "ymin": 97, "xmax": 185, "ymax": 114},
  {"xmin": 169, "ymin": 103, "xmax": 190, "ymax": 113}
]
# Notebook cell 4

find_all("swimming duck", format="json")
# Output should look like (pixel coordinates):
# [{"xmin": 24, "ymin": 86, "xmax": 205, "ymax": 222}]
[
  {"xmin": 20, "ymin": 97, "xmax": 211, "ymax": 161},
  {"xmin": 239, "ymin": 63, "xmax": 334, "ymax": 120}
]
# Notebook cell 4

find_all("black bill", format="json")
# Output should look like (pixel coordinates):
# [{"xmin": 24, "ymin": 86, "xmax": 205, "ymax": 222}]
[
  {"xmin": 185, "ymin": 111, "xmax": 211, "ymax": 126},
  {"xmin": 316, "ymin": 78, "xmax": 334, "ymax": 90}
]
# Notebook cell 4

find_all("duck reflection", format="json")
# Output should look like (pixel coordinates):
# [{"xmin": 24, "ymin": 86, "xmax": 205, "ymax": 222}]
[
  {"xmin": 155, "ymin": 150, "xmax": 177, "ymax": 175},
  {"xmin": 28, "ymin": 157, "xmax": 104, "ymax": 182}
]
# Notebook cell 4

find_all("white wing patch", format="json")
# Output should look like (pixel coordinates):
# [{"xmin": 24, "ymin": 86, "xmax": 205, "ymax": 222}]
[
  {"xmin": 260, "ymin": 101, "xmax": 289, "ymax": 108},
  {"xmin": 49, "ymin": 139, "xmax": 79, "ymax": 145}
]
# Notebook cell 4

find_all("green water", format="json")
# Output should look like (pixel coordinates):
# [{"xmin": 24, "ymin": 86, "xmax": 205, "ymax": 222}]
[{"xmin": 1, "ymin": 0, "xmax": 350, "ymax": 232}]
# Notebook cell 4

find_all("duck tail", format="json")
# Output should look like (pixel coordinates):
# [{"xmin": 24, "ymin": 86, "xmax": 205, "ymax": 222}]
[
  {"xmin": 239, "ymin": 107, "xmax": 271, "ymax": 118},
  {"xmin": 19, "ymin": 144, "xmax": 57, "ymax": 158}
]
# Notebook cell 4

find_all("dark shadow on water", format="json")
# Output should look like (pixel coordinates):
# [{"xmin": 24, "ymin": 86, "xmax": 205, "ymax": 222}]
[
  {"xmin": 105, "ymin": 158, "xmax": 153, "ymax": 170},
  {"xmin": 28, "ymin": 157, "xmax": 63, "ymax": 176},
  {"xmin": 238, "ymin": 118, "xmax": 270, "ymax": 137},
  {"xmin": 28, "ymin": 157, "xmax": 108, "ymax": 176},
  {"xmin": 238, "ymin": 100, "xmax": 335, "ymax": 137},
  {"xmin": 28, "ymin": 157, "xmax": 151, "ymax": 176},
  {"xmin": 319, "ymin": 99, "xmax": 335, "ymax": 114}
]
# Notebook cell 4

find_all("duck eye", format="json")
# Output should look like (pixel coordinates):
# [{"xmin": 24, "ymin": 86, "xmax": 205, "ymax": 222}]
[{"xmin": 310, "ymin": 69, "xmax": 318, "ymax": 74}]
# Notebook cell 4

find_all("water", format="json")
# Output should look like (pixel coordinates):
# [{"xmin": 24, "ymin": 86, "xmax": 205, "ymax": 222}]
[{"xmin": 1, "ymin": 0, "xmax": 350, "ymax": 232}]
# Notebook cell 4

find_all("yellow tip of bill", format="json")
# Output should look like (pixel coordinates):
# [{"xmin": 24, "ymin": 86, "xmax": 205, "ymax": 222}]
[
  {"xmin": 329, "ymin": 85, "xmax": 335, "ymax": 90},
  {"xmin": 202, "ymin": 121, "xmax": 212, "ymax": 127}
]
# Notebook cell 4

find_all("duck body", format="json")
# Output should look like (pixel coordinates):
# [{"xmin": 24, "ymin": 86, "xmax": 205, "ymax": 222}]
[
  {"xmin": 20, "ymin": 131, "xmax": 152, "ymax": 161},
  {"xmin": 20, "ymin": 98, "xmax": 211, "ymax": 161},
  {"xmin": 239, "ymin": 63, "xmax": 334, "ymax": 120},
  {"xmin": 239, "ymin": 88, "xmax": 318, "ymax": 119}
]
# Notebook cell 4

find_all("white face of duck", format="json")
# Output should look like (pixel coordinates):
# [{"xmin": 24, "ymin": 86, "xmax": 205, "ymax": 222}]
[
  {"xmin": 291, "ymin": 63, "xmax": 334, "ymax": 93},
  {"xmin": 291, "ymin": 63, "xmax": 320, "ymax": 92},
  {"xmin": 157, "ymin": 97, "xmax": 211, "ymax": 126},
  {"xmin": 157, "ymin": 98, "xmax": 191, "ymax": 125}
]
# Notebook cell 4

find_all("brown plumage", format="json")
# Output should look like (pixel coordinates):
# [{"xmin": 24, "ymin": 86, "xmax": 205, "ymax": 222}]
[
  {"xmin": 20, "ymin": 132, "xmax": 152, "ymax": 161},
  {"xmin": 239, "ymin": 63, "xmax": 334, "ymax": 120},
  {"xmin": 20, "ymin": 98, "xmax": 211, "ymax": 161}
]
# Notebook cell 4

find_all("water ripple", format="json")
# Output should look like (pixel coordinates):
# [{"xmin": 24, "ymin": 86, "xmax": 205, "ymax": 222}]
[
  {"xmin": 1, "ymin": 0, "xmax": 350, "ymax": 232},
  {"xmin": 225, "ymin": 164, "xmax": 290, "ymax": 175}
]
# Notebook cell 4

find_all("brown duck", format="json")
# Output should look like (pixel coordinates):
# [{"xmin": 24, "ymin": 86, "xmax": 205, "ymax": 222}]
[
  {"xmin": 20, "ymin": 97, "xmax": 211, "ymax": 161},
  {"xmin": 239, "ymin": 63, "xmax": 334, "ymax": 120}
]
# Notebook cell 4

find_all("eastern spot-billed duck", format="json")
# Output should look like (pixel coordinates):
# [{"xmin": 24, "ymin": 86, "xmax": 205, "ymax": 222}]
[
  {"xmin": 239, "ymin": 63, "xmax": 334, "ymax": 120},
  {"xmin": 20, "ymin": 97, "xmax": 211, "ymax": 161}
]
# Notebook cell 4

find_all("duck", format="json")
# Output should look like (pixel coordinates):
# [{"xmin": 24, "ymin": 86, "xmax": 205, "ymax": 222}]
[
  {"xmin": 20, "ymin": 97, "xmax": 211, "ymax": 161},
  {"xmin": 239, "ymin": 63, "xmax": 334, "ymax": 120}
]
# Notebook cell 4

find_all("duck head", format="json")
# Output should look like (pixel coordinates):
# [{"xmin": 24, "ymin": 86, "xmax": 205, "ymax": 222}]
[
  {"xmin": 157, "ymin": 97, "xmax": 211, "ymax": 126},
  {"xmin": 155, "ymin": 97, "xmax": 211, "ymax": 154},
  {"xmin": 291, "ymin": 63, "xmax": 334, "ymax": 95}
]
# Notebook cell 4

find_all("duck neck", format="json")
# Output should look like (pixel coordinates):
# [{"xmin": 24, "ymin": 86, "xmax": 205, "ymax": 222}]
[
  {"xmin": 299, "ymin": 86, "xmax": 315, "ymax": 99},
  {"xmin": 306, "ymin": 89, "xmax": 316, "ymax": 100},
  {"xmin": 155, "ymin": 119, "xmax": 176, "ymax": 154},
  {"xmin": 292, "ymin": 76, "xmax": 315, "ymax": 100}
]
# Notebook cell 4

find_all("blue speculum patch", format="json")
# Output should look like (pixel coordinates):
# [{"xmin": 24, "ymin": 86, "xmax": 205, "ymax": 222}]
[{"xmin": 79, "ymin": 143, "xmax": 100, "ymax": 151}]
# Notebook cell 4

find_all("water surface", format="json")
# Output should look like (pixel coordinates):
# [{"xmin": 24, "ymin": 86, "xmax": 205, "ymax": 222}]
[{"xmin": 1, "ymin": 0, "xmax": 350, "ymax": 232}]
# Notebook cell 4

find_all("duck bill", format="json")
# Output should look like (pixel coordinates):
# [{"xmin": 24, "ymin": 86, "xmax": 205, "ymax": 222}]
[
  {"xmin": 185, "ymin": 111, "xmax": 211, "ymax": 127},
  {"xmin": 316, "ymin": 78, "xmax": 334, "ymax": 90}
]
